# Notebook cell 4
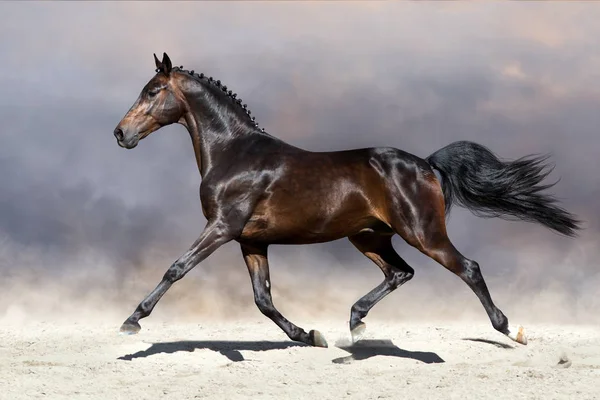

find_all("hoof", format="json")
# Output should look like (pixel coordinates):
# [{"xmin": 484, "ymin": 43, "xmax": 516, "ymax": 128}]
[
  {"xmin": 351, "ymin": 322, "xmax": 366, "ymax": 344},
  {"xmin": 507, "ymin": 325, "xmax": 527, "ymax": 345},
  {"xmin": 119, "ymin": 321, "xmax": 141, "ymax": 335},
  {"xmin": 309, "ymin": 330, "xmax": 328, "ymax": 348}
]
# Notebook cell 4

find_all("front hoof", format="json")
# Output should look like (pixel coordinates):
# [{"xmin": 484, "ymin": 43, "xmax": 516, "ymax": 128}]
[
  {"xmin": 119, "ymin": 320, "xmax": 141, "ymax": 335},
  {"xmin": 309, "ymin": 330, "xmax": 328, "ymax": 348},
  {"xmin": 350, "ymin": 322, "xmax": 366, "ymax": 344},
  {"xmin": 507, "ymin": 325, "xmax": 527, "ymax": 345}
]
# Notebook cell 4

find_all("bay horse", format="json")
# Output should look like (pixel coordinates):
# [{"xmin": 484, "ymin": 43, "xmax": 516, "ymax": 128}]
[{"xmin": 113, "ymin": 53, "xmax": 580, "ymax": 348}]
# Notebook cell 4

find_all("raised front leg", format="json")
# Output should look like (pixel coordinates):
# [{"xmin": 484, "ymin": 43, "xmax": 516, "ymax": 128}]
[
  {"xmin": 119, "ymin": 220, "xmax": 235, "ymax": 334},
  {"xmin": 241, "ymin": 243, "xmax": 328, "ymax": 347}
]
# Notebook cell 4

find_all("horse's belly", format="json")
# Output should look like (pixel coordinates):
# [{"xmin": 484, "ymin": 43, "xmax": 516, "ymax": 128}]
[{"xmin": 239, "ymin": 208, "xmax": 387, "ymax": 244}]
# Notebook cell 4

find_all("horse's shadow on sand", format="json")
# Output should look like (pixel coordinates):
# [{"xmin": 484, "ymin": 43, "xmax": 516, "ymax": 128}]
[
  {"xmin": 333, "ymin": 339, "xmax": 444, "ymax": 364},
  {"xmin": 118, "ymin": 339, "xmax": 445, "ymax": 364},
  {"xmin": 118, "ymin": 341, "xmax": 302, "ymax": 362}
]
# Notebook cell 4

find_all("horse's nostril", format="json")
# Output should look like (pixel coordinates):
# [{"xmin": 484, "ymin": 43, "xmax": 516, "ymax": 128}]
[{"xmin": 114, "ymin": 128, "xmax": 124, "ymax": 141}]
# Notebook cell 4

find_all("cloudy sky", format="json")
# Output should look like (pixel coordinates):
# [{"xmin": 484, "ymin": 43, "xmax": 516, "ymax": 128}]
[{"xmin": 1, "ymin": 2, "xmax": 599, "ymax": 324}]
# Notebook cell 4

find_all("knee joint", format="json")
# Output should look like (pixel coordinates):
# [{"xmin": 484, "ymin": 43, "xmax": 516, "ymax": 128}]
[{"xmin": 163, "ymin": 262, "xmax": 184, "ymax": 283}]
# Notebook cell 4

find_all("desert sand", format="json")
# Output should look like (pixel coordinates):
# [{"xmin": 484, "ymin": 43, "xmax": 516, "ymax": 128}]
[
  {"xmin": 1, "ymin": 317, "xmax": 599, "ymax": 400},
  {"xmin": 1, "ymin": 244, "xmax": 599, "ymax": 400}
]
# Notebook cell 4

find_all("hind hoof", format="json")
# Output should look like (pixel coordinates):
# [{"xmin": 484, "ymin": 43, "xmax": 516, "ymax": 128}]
[
  {"xmin": 119, "ymin": 321, "xmax": 141, "ymax": 335},
  {"xmin": 309, "ymin": 330, "xmax": 328, "ymax": 348},
  {"xmin": 351, "ymin": 322, "xmax": 366, "ymax": 343},
  {"xmin": 507, "ymin": 325, "xmax": 527, "ymax": 345}
]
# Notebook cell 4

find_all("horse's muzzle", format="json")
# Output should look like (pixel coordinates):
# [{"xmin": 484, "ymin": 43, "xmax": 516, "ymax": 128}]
[
  {"xmin": 113, "ymin": 127, "xmax": 139, "ymax": 149},
  {"xmin": 114, "ymin": 127, "xmax": 124, "ymax": 142}
]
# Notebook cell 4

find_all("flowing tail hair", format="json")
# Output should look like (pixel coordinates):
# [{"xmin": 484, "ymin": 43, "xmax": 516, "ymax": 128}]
[{"xmin": 425, "ymin": 141, "xmax": 581, "ymax": 237}]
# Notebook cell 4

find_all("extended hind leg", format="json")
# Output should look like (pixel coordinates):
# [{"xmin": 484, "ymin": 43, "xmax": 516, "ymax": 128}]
[
  {"xmin": 399, "ymin": 224, "xmax": 527, "ymax": 344},
  {"xmin": 423, "ymin": 239, "xmax": 526, "ymax": 344},
  {"xmin": 348, "ymin": 232, "xmax": 415, "ymax": 342},
  {"xmin": 389, "ymin": 172, "xmax": 527, "ymax": 345}
]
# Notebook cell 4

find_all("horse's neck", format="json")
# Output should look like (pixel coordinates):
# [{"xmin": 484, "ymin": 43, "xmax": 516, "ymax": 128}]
[
  {"xmin": 196, "ymin": 129, "xmax": 302, "ymax": 178},
  {"xmin": 186, "ymin": 120, "xmax": 280, "ymax": 177},
  {"xmin": 181, "ymin": 90, "xmax": 300, "ymax": 176}
]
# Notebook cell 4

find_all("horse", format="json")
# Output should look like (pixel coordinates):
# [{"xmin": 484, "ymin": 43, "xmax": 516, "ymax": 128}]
[{"xmin": 113, "ymin": 52, "xmax": 580, "ymax": 348}]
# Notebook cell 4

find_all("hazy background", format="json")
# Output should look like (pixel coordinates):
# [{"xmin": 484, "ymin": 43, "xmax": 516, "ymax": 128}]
[{"xmin": 0, "ymin": 2, "xmax": 599, "ymax": 328}]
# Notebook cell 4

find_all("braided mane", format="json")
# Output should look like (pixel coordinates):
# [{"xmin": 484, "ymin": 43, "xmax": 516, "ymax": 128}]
[{"xmin": 157, "ymin": 66, "xmax": 265, "ymax": 133}]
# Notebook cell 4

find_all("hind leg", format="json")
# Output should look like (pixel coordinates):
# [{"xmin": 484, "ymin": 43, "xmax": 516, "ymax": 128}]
[
  {"xmin": 389, "ymin": 174, "xmax": 527, "ymax": 344},
  {"xmin": 393, "ymin": 218, "xmax": 526, "ymax": 344},
  {"xmin": 419, "ymin": 238, "xmax": 526, "ymax": 344},
  {"xmin": 348, "ymin": 232, "xmax": 415, "ymax": 342}
]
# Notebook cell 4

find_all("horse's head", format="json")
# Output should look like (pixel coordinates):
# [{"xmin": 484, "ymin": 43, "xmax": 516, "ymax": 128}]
[{"xmin": 114, "ymin": 52, "xmax": 186, "ymax": 149}]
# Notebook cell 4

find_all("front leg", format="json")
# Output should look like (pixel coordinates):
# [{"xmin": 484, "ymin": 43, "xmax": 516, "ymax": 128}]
[
  {"xmin": 241, "ymin": 243, "xmax": 328, "ymax": 347},
  {"xmin": 120, "ymin": 220, "xmax": 236, "ymax": 334}
]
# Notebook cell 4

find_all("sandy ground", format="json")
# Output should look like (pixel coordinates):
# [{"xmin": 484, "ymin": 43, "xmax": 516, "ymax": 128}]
[{"xmin": 1, "ymin": 318, "xmax": 599, "ymax": 400}]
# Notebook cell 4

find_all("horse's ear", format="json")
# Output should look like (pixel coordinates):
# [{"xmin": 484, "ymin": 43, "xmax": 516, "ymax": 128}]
[
  {"xmin": 153, "ymin": 53, "xmax": 172, "ymax": 75},
  {"xmin": 161, "ymin": 52, "xmax": 172, "ymax": 74},
  {"xmin": 154, "ymin": 53, "xmax": 162, "ymax": 71}
]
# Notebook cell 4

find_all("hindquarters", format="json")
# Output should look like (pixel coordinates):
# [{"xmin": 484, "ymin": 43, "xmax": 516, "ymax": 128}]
[
  {"xmin": 371, "ymin": 148, "xmax": 529, "ymax": 344},
  {"xmin": 367, "ymin": 148, "xmax": 450, "ymax": 250}
]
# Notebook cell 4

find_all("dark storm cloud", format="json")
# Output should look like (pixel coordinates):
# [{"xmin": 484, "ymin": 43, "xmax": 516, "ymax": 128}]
[{"xmin": 0, "ymin": 1, "xmax": 598, "ymax": 317}]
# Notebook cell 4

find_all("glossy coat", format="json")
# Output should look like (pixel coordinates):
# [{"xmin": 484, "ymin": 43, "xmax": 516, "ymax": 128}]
[{"xmin": 113, "ymin": 53, "xmax": 580, "ymax": 347}]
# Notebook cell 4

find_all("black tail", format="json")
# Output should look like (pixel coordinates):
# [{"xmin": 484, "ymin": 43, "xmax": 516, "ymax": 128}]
[{"xmin": 426, "ymin": 141, "xmax": 581, "ymax": 237}]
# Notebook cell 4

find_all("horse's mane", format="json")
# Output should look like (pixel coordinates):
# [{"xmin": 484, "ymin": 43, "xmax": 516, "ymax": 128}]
[{"xmin": 163, "ymin": 65, "xmax": 265, "ymax": 133}]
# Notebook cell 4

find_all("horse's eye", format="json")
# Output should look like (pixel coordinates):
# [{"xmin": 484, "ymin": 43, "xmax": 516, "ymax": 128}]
[{"xmin": 148, "ymin": 89, "xmax": 159, "ymax": 98}]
